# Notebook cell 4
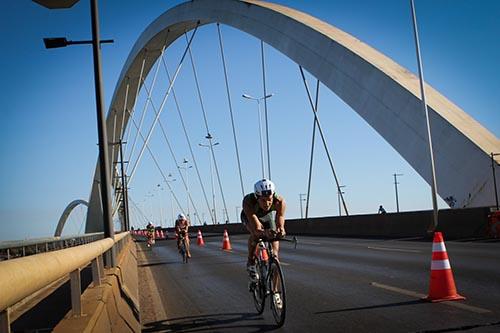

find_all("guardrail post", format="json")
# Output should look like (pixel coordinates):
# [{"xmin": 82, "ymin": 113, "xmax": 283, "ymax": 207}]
[
  {"xmin": 6, "ymin": 248, "xmax": 10, "ymax": 260},
  {"xmin": 70, "ymin": 269, "xmax": 82, "ymax": 316},
  {"xmin": 98, "ymin": 254, "xmax": 104, "ymax": 278},
  {"xmin": 1, "ymin": 309, "xmax": 11, "ymax": 333},
  {"xmin": 91, "ymin": 257, "xmax": 102, "ymax": 286}
]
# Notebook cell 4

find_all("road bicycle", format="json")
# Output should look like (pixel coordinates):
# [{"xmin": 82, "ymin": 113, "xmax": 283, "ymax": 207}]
[
  {"xmin": 146, "ymin": 232, "xmax": 155, "ymax": 248},
  {"xmin": 178, "ymin": 233, "xmax": 189, "ymax": 264},
  {"xmin": 249, "ymin": 235, "xmax": 287, "ymax": 327}
]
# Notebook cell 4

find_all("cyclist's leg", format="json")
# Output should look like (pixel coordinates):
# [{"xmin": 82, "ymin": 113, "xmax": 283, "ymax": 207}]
[
  {"xmin": 262, "ymin": 211, "xmax": 279, "ymax": 259},
  {"xmin": 242, "ymin": 213, "xmax": 258, "ymax": 265},
  {"xmin": 186, "ymin": 235, "xmax": 191, "ymax": 257}
]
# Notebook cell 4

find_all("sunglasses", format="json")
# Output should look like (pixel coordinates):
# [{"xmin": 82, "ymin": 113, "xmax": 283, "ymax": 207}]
[{"xmin": 257, "ymin": 190, "xmax": 273, "ymax": 197}]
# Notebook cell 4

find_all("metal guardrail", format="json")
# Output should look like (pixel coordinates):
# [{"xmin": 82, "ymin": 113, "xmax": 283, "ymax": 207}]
[
  {"xmin": 0, "ymin": 232, "xmax": 129, "ymax": 333},
  {"xmin": 0, "ymin": 233, "xmax": 104, "ymax": 261}
]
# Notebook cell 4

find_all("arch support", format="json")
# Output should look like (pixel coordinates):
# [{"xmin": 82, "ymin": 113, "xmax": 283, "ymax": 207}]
[{"xmin": 86, "ymin": 0, "xmax": 499, "ymax": 231}]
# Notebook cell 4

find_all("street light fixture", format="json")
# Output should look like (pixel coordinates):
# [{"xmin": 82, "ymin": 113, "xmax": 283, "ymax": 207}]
[
  {"xmin": 199, "ymin": 134, "xmax": 220, "ymax": 224},
  {"xmin": 35, "ymin": 0, "xmax": 116, "ymax": 266},
  {"xmin": 242, "ymin": 93, "xmax": 274, "ymax": 178},
  {"xmin": 393, "ymin": 173, "xmax": 403, "ymax": 212},
  {"xmin": 337, "ymin": 185, "xmax": 346, "ymax": 216}
]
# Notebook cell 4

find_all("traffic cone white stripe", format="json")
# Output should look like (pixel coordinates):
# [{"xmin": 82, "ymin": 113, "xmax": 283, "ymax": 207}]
[
  {"xmin": 431, "ymin": 259, "xmax": 451, "ymax": 270},
  {"xmin": 432, "ymin": 242, "xmax": 447, "ymax": 252}
]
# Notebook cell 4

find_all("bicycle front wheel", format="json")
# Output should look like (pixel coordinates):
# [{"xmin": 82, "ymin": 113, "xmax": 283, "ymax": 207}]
[{"xmin": 269, "ymin": 260, "xmax": 286, "ymax": 327}]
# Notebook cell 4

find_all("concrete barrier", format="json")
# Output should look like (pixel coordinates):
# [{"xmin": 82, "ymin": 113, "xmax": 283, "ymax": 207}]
[
  {"xmin": 172, "ymin": 207, "xmax": 491, "ymax": 240},
  {"xmin": 53, "ymin": 237, "xmax": 140, "ymax": 333}
]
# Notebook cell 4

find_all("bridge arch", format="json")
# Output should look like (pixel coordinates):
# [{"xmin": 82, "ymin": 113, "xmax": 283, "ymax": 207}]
[
  {"xmin": 86, "ymin": 0, "xmax": 499, "ymax": 231},
  {"xmin": 55, "ymin": 199, "xmax": 89, "ymax": 237}
]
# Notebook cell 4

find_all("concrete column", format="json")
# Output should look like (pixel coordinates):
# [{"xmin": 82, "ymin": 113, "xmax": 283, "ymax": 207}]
[
  {"xmin": 0, "ymin": 309, "xmax": 10, "ymax": 333},
  {"xmin": 70, "ymin": 269, "xmax": 82, "ymax": 317}
]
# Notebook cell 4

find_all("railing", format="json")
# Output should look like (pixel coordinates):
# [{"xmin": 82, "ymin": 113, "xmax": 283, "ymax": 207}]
[
  {"xmin": 0, "ymin": 232, "xmax": 129, "ymax": 333},
  {"xmin": 0, "ymin": 233, "xmax": 104, "ymax": 261}
]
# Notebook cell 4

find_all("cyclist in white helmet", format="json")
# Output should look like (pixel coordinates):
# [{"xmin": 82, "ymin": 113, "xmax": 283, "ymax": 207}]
[
  {"xmin": 241, "ymin": 178, "xmax": 286, "ymax": 282},
  {"xmin": 175, "ymin": 213, "xmax": 191, "ymax": 258}
]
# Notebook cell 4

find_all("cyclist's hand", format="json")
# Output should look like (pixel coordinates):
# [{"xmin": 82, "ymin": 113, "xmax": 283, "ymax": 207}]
[{"xmin": 276, "ymin": 227, "xmax": 286, "ymax": 238}]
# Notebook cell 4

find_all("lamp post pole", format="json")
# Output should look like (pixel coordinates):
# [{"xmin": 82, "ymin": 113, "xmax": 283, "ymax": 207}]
[
  {"xmin": 179, "ymin": 159, "xmax": 192, "ymax": 219},
  {"xmin": 165, "ymin": 174, "xmax": 176, "ymax": 227},
  {"xmin": 199, "ymin": 135, "xmax": 220, "ymax": 224},
  {"xmin": 393, "ymin": 173, "xmax": 403, "ymax": 212},
  {"xmin": 299, "ymin": 193, "xmax": 306, "ymax": 219},
  {"xmin": 337, "ymin": 185, "xmax": 346, "ymax": 216},
  {"xmin": 242, "ymin": 93, "xmax": 274, "ymax": 178},
  {"xmin": 36, "ymin": 0, "xmax": 115, "ymax": 266}
]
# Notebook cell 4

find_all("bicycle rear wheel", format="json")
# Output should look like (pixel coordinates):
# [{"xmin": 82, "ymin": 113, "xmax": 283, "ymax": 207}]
[{"xmin": 269, "ymin": 260, "xmax": 286, "ymax": 327}]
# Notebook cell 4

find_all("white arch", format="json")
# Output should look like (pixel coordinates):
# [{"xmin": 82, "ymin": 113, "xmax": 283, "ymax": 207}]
[
  {"xmin": 55, "ymin": 199, "xmax": 89, "ymax": 237},
  {"xmin": 86, "ymin": 0, "xmax": 499, "ymax": 231}
]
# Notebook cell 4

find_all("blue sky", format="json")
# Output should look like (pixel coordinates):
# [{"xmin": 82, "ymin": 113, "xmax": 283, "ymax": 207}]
[{"xmin": 1, "ymin": 0, "xmax": 499, "ymax": 241}]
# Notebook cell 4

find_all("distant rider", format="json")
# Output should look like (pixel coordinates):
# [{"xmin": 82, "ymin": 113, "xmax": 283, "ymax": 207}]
[
  {"xmin": 175, "ymin": 213, "xmax": 191, "ymax": 258},
  {"xmin": 241, "ymin": 179, "xmax": 286, "ymax": 282},
  {"xmin": 146, "ymin": 222, "xmax": 155, "ymax": 247}
]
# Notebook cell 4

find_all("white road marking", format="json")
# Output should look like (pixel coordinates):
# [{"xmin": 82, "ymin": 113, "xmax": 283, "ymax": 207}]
[
  {"xmin": 279, "ymin": 261, "xmax": 290, "ymax": 266},
  {"xmin": 367, "ymin": 246, "xmax": 421, "ymax": 253},
  {"xmin": 371, "ymin": 282, "xmax": 491, "ymax": 314}
]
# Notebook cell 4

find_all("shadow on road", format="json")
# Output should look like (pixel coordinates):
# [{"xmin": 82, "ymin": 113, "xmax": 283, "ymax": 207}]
[
  {"xmin": 142, "ymin": 312, "xmax": 280, "ymax": 332},
  {"xmin": 314, "ymin": 299, "xmax": 424, "ymax": 314}
]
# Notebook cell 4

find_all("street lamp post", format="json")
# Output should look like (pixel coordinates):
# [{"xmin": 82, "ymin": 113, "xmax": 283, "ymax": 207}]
[
  {"xmin": 242, "ymin": 93, "xmax": 274, "ymax": 178},
  {"xmin": 393, "ymin": 173, "xmax": 403, "ymax": 212},
  {"xmin": 178, "ymin": 158, "xmax": 193, "ymax": 218},
  {"xmin": 199, "ymin": 134, "xmax": 220, "ymax": 224},
  {"xmin": 337, "ymin": 185, "xmax": 346, "ymax": 216},
  {"xmin": 35, "ymin": 0, "xmax": 116, "ymax": 266},
  {"xmin": 491, "ymin": 153, "xmax": 500, "ymax": 210},
  {"xmin": 165, "ymin": 174, "xmax": 176, "ymax": 227},
  {"xmin": 235, "ymin": 206, "xmax": 241, "ymax": 223},
  {"xmin": 299, "ymin": 193, "xmax": 306, "ymax": 219}
]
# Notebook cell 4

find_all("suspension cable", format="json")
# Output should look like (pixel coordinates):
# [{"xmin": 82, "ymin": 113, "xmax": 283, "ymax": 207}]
[
  {"xmin": 161, "ymin": 57, "xmax": 215, "ymax": 224},
  {"xmin": 217, "ymin": 23, "xmax": 245, "ymax": 196},
  {"xmin": 126, "ymin": 46, "xmax": 165, "ymax": 175},
  {"xmin": 123, "ymin": 55, "xmax": 146, "ymax": 154},
  {"xmin": 305, "ymin": 80, "xmax": 320, "ymax": 219},
  {"xmin": 119, "ymin": 77, "xmax": 130, "ymax": 141},
  {"xmin": 128, "ymin": 25, "xmax": 198, "ymax": 184},
  {"xmin": 261, "ymin": 40, "xmax": 271, "ymax": 179},
  {"xmin": 184, "ymin": 31, "xmax": 230, "ymax": 223},
  {"xmin": 112, "ymin": 108, "xmax": 187, "ymax": 219},
  {"xmin": 139, "ymin": 78, "xmax": 203, "ymax": 224},
  {"xmin": 299, "ymin": 66, "xmax": 349, "ymax": 215}
]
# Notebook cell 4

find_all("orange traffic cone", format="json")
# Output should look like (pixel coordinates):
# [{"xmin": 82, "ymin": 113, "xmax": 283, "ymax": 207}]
[
  {"xmin": 222, "ymin": 229, "xmax": 232, "ymax": 251},
  {"xmin": 160, "ymin": 229, "xmax": 166, "ymax": 239},
  {"xmin": 425, "ymin": 232, "xmax": 465, "ymax": 302},
  {"xmin": 197, "ymin": 229, "xmax": 205, "ymax": 246},
  {"xmin": 155, "ymin": 230, "xmax": 160, "ymax": 239}
]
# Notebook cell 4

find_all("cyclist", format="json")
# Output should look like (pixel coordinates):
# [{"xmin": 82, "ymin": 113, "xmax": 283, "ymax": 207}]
[
  {"xmin": 146, "ymin": 222, "xmax": 155, "ymax": 247},
  {"xmin": 241, "ymin": 179, "xmax": 286, "ymax": 282},
  {"xmin": 175, "ymin": 213, "xmax": 191, "ymax": 258}
]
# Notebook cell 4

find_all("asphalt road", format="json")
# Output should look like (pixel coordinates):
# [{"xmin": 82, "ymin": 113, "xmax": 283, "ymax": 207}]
[{"xmin": 137, "ymin": 234, "xmax": 500, "ymax": 332}]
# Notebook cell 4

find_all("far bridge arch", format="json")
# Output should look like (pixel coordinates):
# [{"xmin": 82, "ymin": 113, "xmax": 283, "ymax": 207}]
[
  {"xmin": 55, "ymin": 199, "xmax": 89, "ymax": 237},
  {"xmin": 86, "ymin": 0, "xmax": 499, "ymax": 232}
]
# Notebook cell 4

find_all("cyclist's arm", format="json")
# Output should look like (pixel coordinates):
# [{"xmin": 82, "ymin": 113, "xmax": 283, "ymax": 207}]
[{"xmin": 275, "ymin": 196, "xmax": 286, "ymax": 235}]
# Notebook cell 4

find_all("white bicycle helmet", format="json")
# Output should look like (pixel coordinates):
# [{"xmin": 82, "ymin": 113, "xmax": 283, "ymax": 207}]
[
  {"xmin": 254, "ymin": 178, "xmax": 275, "ymax": 197},
  {"xmin": 177, "ymin": 213, "xmax": 187, "ymax": 220}
]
